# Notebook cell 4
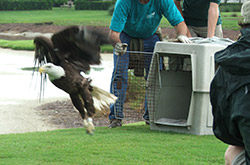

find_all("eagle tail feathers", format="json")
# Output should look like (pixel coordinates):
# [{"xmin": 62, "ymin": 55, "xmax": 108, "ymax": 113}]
[{"xmin": 91, "ymin": 86, "xmax": 117, "ymax": 111}]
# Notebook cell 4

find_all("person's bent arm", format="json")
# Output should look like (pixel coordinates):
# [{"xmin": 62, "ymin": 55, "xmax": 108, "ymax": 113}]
[
  {"xmin": 108, "ymin": 30, "xmax": 127, "ymax": 55},
  {"xmin": 174, "ymin": 21, "xmax": 188, "ymax": 36},
  {"xmin": 174, "ymin": 21, "xmax": 191, "ymax": 42},
  {"xmin": 174, "ymin": 21, "xmax": 192, "ymax": 43},
  {"xmin": 174, "ymin": 0, "xmax": 191, "ymax": 37},
  {"xmin": 207, "ymin": 2, "xmax": 219, "ymax": 38},
  {"xmin": 108, "ymin": 30, "xmax": 121, "ymax": 47}
]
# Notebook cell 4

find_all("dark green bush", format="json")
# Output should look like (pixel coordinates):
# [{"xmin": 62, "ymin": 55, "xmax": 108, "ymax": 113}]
[
  {"xmin": 75, "ymin": 0, "xmax": 114, "ymax": 10},
  {"xmin": 108, "ymin": 3, "xmax": 114, "ymax": 15},
  {"xmin": 53, "ymin": 0, "xmax": 68, "ymax": 7},
  {"xmin": 0, "ymin": 0, "xmax": 53, "ymax": 10},
  {"xmin": 219, "ymin": 3, "xmax": 242, "ymax": 12}
]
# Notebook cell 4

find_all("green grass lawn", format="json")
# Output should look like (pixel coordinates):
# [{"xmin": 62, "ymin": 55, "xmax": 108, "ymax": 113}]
[
  {"xmin": 0, "ymin": 39, "xmax": 34, "ymax": 50},
  {"xmin": 0, "ymin": 39, "xmax": 113, "ymax": 52},
  {"xmin": 0, "ymin": 8, "xmax": 112, "ymax": 27},
  {"xmin": 221, "ymin": 12, "xmax": 243, "ymax": 30},
  {"xmin": 0, "ymin": 122, "xmax": 227, "ymax": 165},
  {"xmin": 0, "ymin": 8, "xmax": 241, "ymax": 29}
]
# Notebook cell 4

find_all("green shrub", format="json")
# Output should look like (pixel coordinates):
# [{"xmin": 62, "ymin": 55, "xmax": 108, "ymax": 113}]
[
  {"xmin": 75, "ymin": 0, "xmax": 114, "ymax": 10},
  {"xmin": 108, "ymin": 3, "xmax": 114, "ymax": 15},
  {"xmin": 53, "ymin": 0, "xmax": 68, "ymax": 7},
  {"xmin": 220, "ymin": 3, "xmax": 242, "ymax": 12},
  {"xmin": 0, "ymin": 0, "xmax": 53, "ymax": 10}
]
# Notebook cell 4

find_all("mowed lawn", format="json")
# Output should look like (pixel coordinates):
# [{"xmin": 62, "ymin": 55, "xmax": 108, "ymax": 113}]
[
  {"xmin": 0, "ymin": 8, "xmax": 242, "ymax": 30},
  {"xmin": 0, "ymin": 8, "xmax": 112, "ymax": 27},
  {"xmin": 0, "ymin": 123, "xmax": 227, "ymax": 165}
]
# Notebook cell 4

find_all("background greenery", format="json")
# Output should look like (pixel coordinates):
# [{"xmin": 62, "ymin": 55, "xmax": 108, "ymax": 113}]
[
  {"xmin": 0, "ymin": 8, "xmax": 112, "ymax": 26},
  {"xmin": 0, "ymin": 39, "xmax": 34, "ymax": 50},
  {"xmin": 0, "ymin": 0, "xmax": 114, "ymax": 11},
  {"xmin": 0, "ymin": 0, "xmax": 54, "ymax": 10},
  {"xmin": 0, "ymin": 0, "xmax": 243, "ymax": 12},
  {"xmin": 0, "ymin": 39, "xmax": 113, "ymax": 52},
  {"xmin": 75, "ymin": 0, "xmax": 114, "ymax": 10},
  {"xmin": 220, "ymin": 3, "xmax": 242, "ymax": 12},
  {"xmin": 0, "ymin": 9, "xmax": 242, "ymax": 51},
  {"xmin": 0, "ymin": 8, "xmax": 243, "ymax": 29}
]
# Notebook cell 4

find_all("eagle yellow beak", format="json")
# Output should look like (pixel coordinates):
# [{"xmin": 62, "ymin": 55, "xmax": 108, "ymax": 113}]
[{"xmin": 39, "ymin": 67, "xmax": 44, "ymax": 73}]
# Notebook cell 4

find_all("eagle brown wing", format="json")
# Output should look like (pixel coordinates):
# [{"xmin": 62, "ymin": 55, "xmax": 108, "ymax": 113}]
[
  {"xmin": 33, "ymin": 36, "xmax": 61, "ymax": 67},
  {"xmin": 51, "ymin": 26, "xmax": 110, "ymax": 73}
]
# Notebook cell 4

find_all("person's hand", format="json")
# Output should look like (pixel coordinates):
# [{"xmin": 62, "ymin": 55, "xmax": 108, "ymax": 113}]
[
  {"xmin": 177, "ymin": 35, "xmax": 192, "ymax": 43},
  {"xmin": 207, "ymin": 36, "xmax": 219, "ymax": 41},
  {"xmin": 114, "ymin": 43, "xmax": 128, "ymax": 56}
]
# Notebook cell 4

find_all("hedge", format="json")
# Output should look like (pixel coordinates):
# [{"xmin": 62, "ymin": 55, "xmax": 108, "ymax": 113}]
[
  {"xmin": 219, "ymin": 3, "xmax": 242, "ymax": 12},
  {"xmin": 75, "ymin": 0, "xmax": 114, "ymax": 10},
  {"xmin": 53, "ymin": 0, "xmax": 68, "ymax": 7},
  {"xmin": 0, "ymin": 0, "xmax": 53, "ymax": 10}
]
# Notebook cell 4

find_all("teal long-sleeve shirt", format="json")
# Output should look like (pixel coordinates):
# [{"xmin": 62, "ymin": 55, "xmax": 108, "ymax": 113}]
[{"xmin": 110, "ymin": 0, "xmax": 184, "ymax": 39}]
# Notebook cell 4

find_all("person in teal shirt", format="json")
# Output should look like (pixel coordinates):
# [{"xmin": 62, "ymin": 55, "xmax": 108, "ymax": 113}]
[
  {"xmin": 174, "ymin": 0, "xmax": 223, "ymax": 38},
  {"xmin": 108, "ymin": 0, "xmax": 191, "ymax": 128}
]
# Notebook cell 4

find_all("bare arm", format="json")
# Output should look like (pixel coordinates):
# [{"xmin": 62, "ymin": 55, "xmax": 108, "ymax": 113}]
[
  {"xmin": 174, "ymin": 21, "xmax": 192, "ymax": 43},
  {"xmin": 174, "ymin": 0, "xmax": 192, "ymax": 37},
  {"xmin": 174, "ymin": 21, "xmax": 188, "ymax": 36},
  {"xmin": 207, "ymin": 2, "xmax": 219, "ymax": 38},
  {"xmin": 108, "ymin": 29, "xmax": 128, "ymax": 55},
  {"xmin": 108, "ymin": 30, "xmax": 121, "ymax": 47}
]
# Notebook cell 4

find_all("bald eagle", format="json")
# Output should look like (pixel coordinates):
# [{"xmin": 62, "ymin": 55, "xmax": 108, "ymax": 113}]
[{"xmin": 33, "ymin": 26, "xmax": 116, "ymax": 134}]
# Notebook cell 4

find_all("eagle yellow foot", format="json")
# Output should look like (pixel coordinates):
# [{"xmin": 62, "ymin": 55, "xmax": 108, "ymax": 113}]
[{"xmin": 83, "ymin": 118, "xmax": 95, "ymax": 135}]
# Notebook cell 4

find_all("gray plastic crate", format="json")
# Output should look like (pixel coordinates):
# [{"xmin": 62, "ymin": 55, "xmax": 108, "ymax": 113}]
[{"xmin": 147, "ymin": 41, "xmax": 228, "ymax": 135}]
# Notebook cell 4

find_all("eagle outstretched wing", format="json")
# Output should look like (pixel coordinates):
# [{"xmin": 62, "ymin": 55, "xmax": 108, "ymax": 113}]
[{"xmin": 34, "ymin": 25, "xmax": 110, "ymax": 72}]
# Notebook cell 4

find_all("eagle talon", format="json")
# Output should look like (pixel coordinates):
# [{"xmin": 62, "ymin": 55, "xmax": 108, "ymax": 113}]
[
  {"xmin": 83, "ymin": 118, "xmax": 95, "ymax": 135},
  {"xmin": 86, "ymin": 130, "xmax": 94, "ymax": 135}
]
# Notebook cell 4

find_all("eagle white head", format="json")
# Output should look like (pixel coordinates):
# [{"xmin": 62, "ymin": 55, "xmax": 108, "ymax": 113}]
[{"xmin": 39, "ymin": 63, "xmax": 65, "ymax": 81}]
